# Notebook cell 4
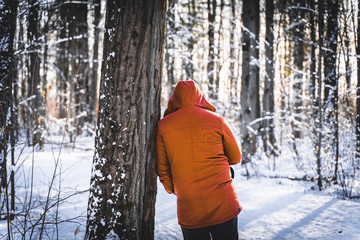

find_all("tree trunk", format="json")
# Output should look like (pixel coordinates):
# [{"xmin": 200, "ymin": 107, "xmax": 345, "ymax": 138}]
[
  {"xmin": 324, "ymin": 0, "xmax": 339, "ymax": 182},
  {"xmin": 263, "ymin": 0, "xmax": 277, "ymax": 158},
  {"xmin": 85, "ymin": 0, "xmax": 166, "ymax": 239},
  {"xmin": 0, "ymin": 0, "xmax": 18, "ymax": 219},
  {"xmin": 89, "ymin": 0, "xmax": 101, "ymax": 126},
  {"xmin": 188, "ymin": 0, "xmax": 197, "ymax": 80},
  {"xmin": 309, "ymin": 0, "xmax": 317, "ymax": 124},
  {"xmin": 316, "ymin": 0, "xmax": 324, "ymax": 190},
  {"xmin": 240, "ymin": 0, "xmax": 260, "ymax": 164},
  {"xmin": 356, "ymin": 0, "xmax": 360, "ymax": 162},
  {"xmin": 72, "ymin": 0, "xmax": 89, "ymax": 135},
  {"xmin": 207, "ymin": 0, "xmax": 217, "ymax": 98},
  {"xmin": 165, "ymin": 0, "xmax": 176, "ymax": 99},
  {"xmin": 291, "ymin": 0, "xmax": 305, "ymax": 139},
  {"xmin": 28, "ymin": 0, "xmax": 43, "ymax": 146},
  {"xmin": 56, "ymin": 0, "xmax": 69, "ymax": 120},
  {"xmin": 229, "ymin": 0, "xmax": 237, "ymax": 99},
  {"xmin": 215, "ymin": 0, "xmax": 224, "ymax": 84}
]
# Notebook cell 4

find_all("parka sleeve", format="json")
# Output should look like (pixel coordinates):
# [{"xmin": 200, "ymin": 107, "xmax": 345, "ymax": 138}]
[
  {"xmin": 221, "ymin": 117, "xmax": 242, "ymax": 165},
  {"xmin": 156, "ymin": 126, "xmax": 174, "ymax": 194}
]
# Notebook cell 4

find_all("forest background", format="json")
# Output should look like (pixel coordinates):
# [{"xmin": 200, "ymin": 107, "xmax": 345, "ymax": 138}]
[{"xmin": 0, "ymin": 0, "xmax": 360, "ymax": 239}]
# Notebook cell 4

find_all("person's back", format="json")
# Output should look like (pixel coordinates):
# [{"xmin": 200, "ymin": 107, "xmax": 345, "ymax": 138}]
[{"xmin": 157, "ymin": 80, "xmax": 242, "ymax": 240}]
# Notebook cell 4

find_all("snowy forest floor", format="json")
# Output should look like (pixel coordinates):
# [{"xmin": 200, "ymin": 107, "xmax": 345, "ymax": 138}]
[{"xmin": 0, "ymin": 134, "xmax": 359, "ymax": 240}]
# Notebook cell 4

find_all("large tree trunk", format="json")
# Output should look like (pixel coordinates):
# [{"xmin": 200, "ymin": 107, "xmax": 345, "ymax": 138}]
[
  {"xmin": 85, "ymin": 0, "xmax": 166, "ymax": 239},
  {"xmin": 240, "ymin": 0, "xmax": 260, "ymax": 164},
  {"xmin": 262, "ymin": 0, "xmax": 277, "ymax": 158},
  {"xmin": 0, "ymin": 0, "xmax": 18, "ymax": 220},
  {"xmin": 356, "ymin": 0, "xmax": 360, "ymax": 162}
]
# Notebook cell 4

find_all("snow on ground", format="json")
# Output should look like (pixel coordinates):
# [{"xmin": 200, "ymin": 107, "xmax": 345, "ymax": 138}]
[
  {"xmin": 1, "ymin": 135, "xmax": 360, "ymax": 239},
  {"xmin": 155, "ymin": 176, "xmax": 360, "ymax": 240}
]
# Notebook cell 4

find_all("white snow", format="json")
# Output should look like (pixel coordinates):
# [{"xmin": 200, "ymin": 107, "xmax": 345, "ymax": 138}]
[{"xmin": 1, "ymin": 134, "xmax": 359, "ymax": 239}]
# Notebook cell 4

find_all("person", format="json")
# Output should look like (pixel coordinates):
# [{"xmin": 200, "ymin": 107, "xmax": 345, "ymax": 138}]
[{"xmin": 156, "ymin": 80, "xmax": 242, "ymax": 240}]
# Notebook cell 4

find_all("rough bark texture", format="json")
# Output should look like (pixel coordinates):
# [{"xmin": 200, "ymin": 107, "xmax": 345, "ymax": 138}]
[
  {"xmin": 56, "ymin": 0, "xmax": 69, "ymax": 119},
  {"xmin": 291, "ymin": 0, "xmax": 305, "ymax": 139},
  {"xmin": 85, "ymin": 0, "xmax": 166, "ymax": 239},
  {"xmin": 356, "ymin": 0, "xmax": 360, "ymax": 161},
  {"xmin": 71, "ymin": 0, "xmax": 89, "ymax": 135},
  {"xmin": 240, "ymin": 0, "xmax": 260, "ymax": 164},
  {"xmin": 323, "ymin": 0, "xmax": 339, "ymax": 181},
  {"xmin": 0, "ymin": 0, "xmax": 18, "ymax": 216},
  {"xmin": 28, "ymin": 0, "xmax": 43, "ymax": 145},
  {"xmin": 263, "ymin": 0, "xmax": 276, "ymax": 157}
]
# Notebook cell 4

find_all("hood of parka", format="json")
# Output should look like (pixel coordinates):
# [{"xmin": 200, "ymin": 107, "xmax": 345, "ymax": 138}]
[{"xmin": 164, "ymin": 80, "xmax": 216, "ymax": 117}]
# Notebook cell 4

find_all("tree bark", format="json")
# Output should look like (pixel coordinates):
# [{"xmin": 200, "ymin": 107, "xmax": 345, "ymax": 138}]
[
  {"xmin": 85, "ymin": 0, "xmax": 166, "ymax": 239},
  {"xmin": 72, "ymin": 0, "xmax": 89, "ymax": 135},
  {"xmin": 309, "ymin": 0, "xmax": 317, "ymax": 123},
  {"xmin": 324, "ymin": 0, "xmax": 339, "ymax": 182},
  {"xmin": 316, "ymin": 0, "xmax": 324, "ymax": 190},
  {"xmin": 241, "ymin": 0, "xmax": 260, "ymax": 164},
  {"xmin": 56, "ymin": 0, "xmax": 70, "ymax": 120},
  {"xmin": 263, "ymin": 0, "xmax": 277, "ymax": 158},
  {"xmin": 207, "ymin": 0, "xmax": 217, "ymax": 98},
  {"xmin": 28, "ymin": 0, "xmax": 43, "ymax": 146},
  {"xmin": 0, "ymin": 0, "xmax": 18, "ymax": 219},
  {"xmin": 291, "ymin": 0, "xmax": 305, "ymax": 139},
  {"xmin": 89, "ymin": 0, "xmax": 101, "ymax": 126},
  {"xmin": 165, "ymin": 0, "xmax": 176, "ymax": 99},
  {"xmin": 229, "ymin": 0, "xmax": 237, "ymax": 98},
  {"xmin": 356, "ymin": 0, "xmax": 360, "ymax": 162}
]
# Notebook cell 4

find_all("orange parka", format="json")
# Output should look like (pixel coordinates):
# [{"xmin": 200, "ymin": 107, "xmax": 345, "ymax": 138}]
[{"xmin": 156, "ymin": 80, "xmax": 242, "ymax": 229}]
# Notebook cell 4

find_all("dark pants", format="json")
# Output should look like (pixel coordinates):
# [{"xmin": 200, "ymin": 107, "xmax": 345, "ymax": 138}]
[{"xmin": 181, "ymin": 216, "xmax": 238, "ymax": 240}]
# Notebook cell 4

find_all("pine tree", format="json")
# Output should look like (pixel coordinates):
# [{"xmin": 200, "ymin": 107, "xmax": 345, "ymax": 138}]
[
  {"xmin": 85, "ymin": 0, "xmax": 167, "ymax": 238},
  {"xmin": 240, "ymin": 0, "xmax": 260, "ymax": 164}
]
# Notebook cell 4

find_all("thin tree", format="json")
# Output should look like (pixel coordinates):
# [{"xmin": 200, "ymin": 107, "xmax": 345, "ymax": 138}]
[
  {"xmin": 72, "ymin": 0, "xmax": 89, "ymax": 135},
  {"xmin": 316, "ymin": 0, "xmax": 325, "ymax": 190},
  {"xmin": 89, "ymin": 0, "xmax": 101, "ymax": 126},
  {"xmin": 28, "ymin": 0, "xmax": 44, "ymax": 146},
  {"xmin": 85, "ymin": 0, "xmax": 167, "ymax": 239},
  {"xmin": 291, "ymin": 0, "xmax": 305, "ymax": 139},
  {"xmin": 229, "ymin": 0, "xmax": 237, "ymax": 99},
  {"xmin": 309, "ymin": 0, "xmax": 317, "ymax": 122},
  {"xmin": 56, "ymin": 0, "xmax": 70, "ymax": 120},
  {"xmin": 165, "ymin": 0, "xmax": 177, "ymax": 98},
  {"xmin": 324, "ymin": 0, "xmax": 339, "ymax": 182},
  {"xmin": 207, "ymin": 0, "xmax": 217, "ymax": 98},
  {"xmin": 240, "ymin": 0, "xmax": 260, "ymax": 164},
  {"xmin": 0, "ymin": 0, "xmax": 18, "ymax": 224},
  {"xmin": 263, "ymin": 0, "xmax": 277, "ymax": 160}
]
